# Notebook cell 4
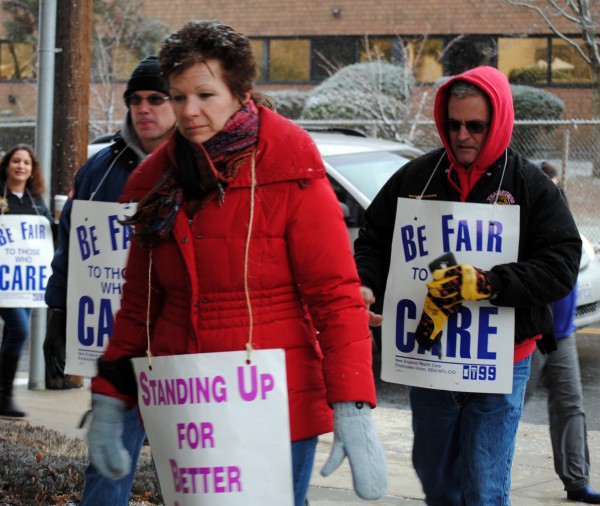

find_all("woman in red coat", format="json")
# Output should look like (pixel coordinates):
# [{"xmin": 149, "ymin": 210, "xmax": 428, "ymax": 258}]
[{"xmin": 87, "ymin": 20, "xmax": 386, "ymax": 505}]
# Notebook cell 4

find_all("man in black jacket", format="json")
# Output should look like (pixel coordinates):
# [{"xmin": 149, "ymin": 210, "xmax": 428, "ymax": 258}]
[{"xmin": 354, "ymin": 66, "xmax": 581, "ymax": 505}]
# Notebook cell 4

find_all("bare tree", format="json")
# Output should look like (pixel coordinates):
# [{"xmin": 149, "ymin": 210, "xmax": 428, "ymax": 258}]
[
  {"xmin": 505, "ymin": 0, "xmax": 600, "ymax": 175},
  {"xmin": 90, "ymin": 0, "xmax": 168, "ymax": 136}
]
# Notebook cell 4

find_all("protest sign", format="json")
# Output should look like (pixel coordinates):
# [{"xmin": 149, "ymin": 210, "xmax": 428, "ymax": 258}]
[
  {"xmin": 65, "ymin": 200, "xmax": 136, "ymax": 376},
  {"xmin": 381, "ymin": 198, "xmax": 520, "ymax": 393},
  {"xmin": 0, "ymin": 214, "xmax": 53, "ymax": 307},
  {"xmin": 132, "ymin": 349, "xmax": 293, "ymax": 506}
]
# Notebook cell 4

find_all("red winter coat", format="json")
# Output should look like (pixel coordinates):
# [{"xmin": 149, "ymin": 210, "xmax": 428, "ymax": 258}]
[{"xmin": 92, "ymin": 106, "xmax": 377, "ymax": 441}]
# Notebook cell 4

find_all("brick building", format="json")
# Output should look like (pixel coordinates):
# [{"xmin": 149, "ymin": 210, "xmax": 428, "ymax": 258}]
[
  {"xmin": 0, "ymin": 0, "xmax": 596, "ymax": 122},
  {"xmin": 139, "ymin": 0, "xmax": 596, "ymax": 119}
]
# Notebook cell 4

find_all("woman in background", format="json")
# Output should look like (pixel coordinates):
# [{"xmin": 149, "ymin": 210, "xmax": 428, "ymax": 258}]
[{"xmin": 0, "ymin": 144, "xmax": 52, "ymax": 417}]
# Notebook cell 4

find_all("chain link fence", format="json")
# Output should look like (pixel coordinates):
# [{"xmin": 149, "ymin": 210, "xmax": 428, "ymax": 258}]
[{"xmin": 2, "ymin": 117, "xmax": 600, "ymax": 244}]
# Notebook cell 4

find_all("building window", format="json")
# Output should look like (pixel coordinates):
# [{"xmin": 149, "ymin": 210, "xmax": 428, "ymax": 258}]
[
  {"xmin": 500, "ymin": 36, "xmax": 592, "ymax": 85},
  {"xmin": 404, "ymin": 37, "xmax": 444, "ymax": 83},
  {"xmin": 249, "ymin": 33, "xmax": 594, "ymax": 88},
  {"xmin": 250, "ymin": 39, "xmax": 265, "ymax": 82},
  {"xmin": 0, "ymin": 41, "xmax": 35, "ymax": 79},
  {"xmin": 268, "ymin": 39, "xmax": 310, "ymax": 82},
  {"xmin": 312, "ymin": 37, "xmax": 357, "ymax": 81},
  {"xmin": 360, "ymin": 37, "xmax": 393, "ymax": 62},
  {"xmin": 550, "ymin": 38, "xmax": 592, "ymax": 84},
  {"xmin": 499, "ymin": 37, "xmax": 549, "ymax": 84},
  {"xmin": 442, "ymin": 35, "xmax": 497, "ymax": 76}
]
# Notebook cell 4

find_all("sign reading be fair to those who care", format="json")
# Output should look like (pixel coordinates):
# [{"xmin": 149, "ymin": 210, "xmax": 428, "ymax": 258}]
[
  {"xmin": 0, "ymin": 214, "xmax": 53, "ymax": 307},
  {"xmin": 381, "ymin": 198, "xmax": 520, "ymax": 393},
  {"xmin": 132, "ymin": 350, "xmax": 294, "ymax": 506},
  {"xmin": 65, "ymin": 200, "xmax": 136, "ymax": 377}
]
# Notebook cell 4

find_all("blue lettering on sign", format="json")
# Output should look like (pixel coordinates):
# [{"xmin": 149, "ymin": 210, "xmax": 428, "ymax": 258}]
[
  {"xmin": 400, "ymin": 224, "xmax": 428, "ymax": 262},
  {"xmin": 477, "ymin": 306, "xmax": 498, "ymax": 359},
  {"xmin": 0, "ymin": 227, "xmax": 14, "ymax": 245},
  {"xmin": 395, "ymin": 301, "xmax": 499, "ymax": 360},
  {"xmin": 0, "ymin": 265, "xmax": 47, "ymax": 291},
  {"xmin": 78, "ymin": 296, "xmax": 114, "ymax": 347},
  {"xmin": 462, "ymin": 364, "xmax": 497, "ymax": 381},
  {"xmin": 76, "ymin": 224, "xmax": 100, "ymax": 261},
  {"xmin": 395, "ymin": 299, "xmax": 417, "ymax": 352},
  {"xmin": 445, "ymin": 307, "xmax": 472, "ymax": 359},
  {"xmin": 107, "ymin": 215, "xmax": 131, "ymax": 252},
  {"xmin": 20, "ymin": 221, "xmax": 46, "ymax": 239},
  {"xmin": 441, "ymin": 214, "xmax": 503, "ymax": 253}
]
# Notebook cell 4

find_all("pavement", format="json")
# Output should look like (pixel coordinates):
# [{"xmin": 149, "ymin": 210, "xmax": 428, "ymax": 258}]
[{"xmin": 11, "ymin": 374, "xmax": 600, "ymax": 505}]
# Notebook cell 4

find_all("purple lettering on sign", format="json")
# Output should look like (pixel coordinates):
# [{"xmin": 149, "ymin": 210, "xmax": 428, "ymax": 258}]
[
  {"xmin": 176, "ymin": 421, "xmax": 215, "ymax": 450},
  {"xmin": 170, "ymin": 458, "xmax": 242, "ymax": 494},
  {"xmin": 138, "ymin": 372, "xmax": 228, "ymax": 406},
  {"xmin": 237, "ymin": 365, "xmax": 275, "ymax": 401}
]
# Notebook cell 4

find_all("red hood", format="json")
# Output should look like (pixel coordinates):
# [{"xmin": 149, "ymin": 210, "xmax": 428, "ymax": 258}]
[{"xmin": 434, "ymin": 66, "xmax": 514, "ymax": 171}]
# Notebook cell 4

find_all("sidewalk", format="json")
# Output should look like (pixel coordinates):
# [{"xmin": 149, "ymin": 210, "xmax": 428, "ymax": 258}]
[{"xmin": 14, "ymin": 377, "xmax": 600, "ymax": 505}]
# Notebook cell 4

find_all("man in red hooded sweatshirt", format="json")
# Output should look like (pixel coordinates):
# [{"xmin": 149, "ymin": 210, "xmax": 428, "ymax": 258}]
[{"xmin": 354, "ymin": 66, "xmax": 582, "ymax": 505}]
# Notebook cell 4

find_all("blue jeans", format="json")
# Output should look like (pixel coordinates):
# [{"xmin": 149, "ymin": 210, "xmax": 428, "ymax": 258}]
[
  {"xmin": 0, "ymin": 307, "xmax": 32, "ymax": 356},
  {"xmin": 292, "ymin": 436, "xmax": 318, "ymax": 506},
  {"xmin": 81, "ymin": 406, "xmax": 146, "ymax": 505},
  {"xmin": 410, "ymin": 355, "xmax": 531, "ymax": 506}
]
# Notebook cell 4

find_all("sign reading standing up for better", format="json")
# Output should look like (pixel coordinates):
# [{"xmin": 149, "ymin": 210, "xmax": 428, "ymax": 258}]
[{"xmin": 132, "ymin": 350, "xmax": 294, "ymax": 506}]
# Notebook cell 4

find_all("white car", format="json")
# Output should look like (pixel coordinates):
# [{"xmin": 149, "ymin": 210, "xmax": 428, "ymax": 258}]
[
  {"xmin": 310, "ymin": 129, "xmax": 421, "ymax": 245},
  {"xmin": 88, "ymin": 129, "xmax": 600, "ymax": 330},
  {"xmin": 576, "ymin": 235, "xmax": 600, "ymax": 329}
]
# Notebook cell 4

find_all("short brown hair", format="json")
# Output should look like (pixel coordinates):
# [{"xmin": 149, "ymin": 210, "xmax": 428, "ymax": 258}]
[{"xmin": 159, "ymin": 20, "xmax": 257, "ymax": 103}]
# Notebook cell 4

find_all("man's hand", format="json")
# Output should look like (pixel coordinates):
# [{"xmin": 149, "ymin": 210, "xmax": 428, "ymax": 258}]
[
  {"xmin": 414, "ymin": 294, "xmax": 461, "ymax": 350},
  {"xmin": 427, "ymin": 264, "xmax": 494, "ymax": 306},
  {"xmin": 360, "ymin": 286, "xmax": 383, "ymax": 327},
  {"xmin": 321, "ymin": 401, "xmax": 387, "ymax": 500}
]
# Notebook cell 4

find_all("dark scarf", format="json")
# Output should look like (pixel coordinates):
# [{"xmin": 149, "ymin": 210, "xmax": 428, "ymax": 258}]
[{"xmin": 128, "ymin": 101, "xmax": 259, "ymax": 247}]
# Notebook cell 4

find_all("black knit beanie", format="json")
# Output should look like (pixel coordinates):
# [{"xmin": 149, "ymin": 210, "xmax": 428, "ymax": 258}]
[{"xmin": 123, "ymin": 56, "xmax": 168, "ymax": 102}]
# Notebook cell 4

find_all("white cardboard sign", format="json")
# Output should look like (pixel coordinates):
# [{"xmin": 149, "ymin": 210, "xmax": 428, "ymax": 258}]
[
  {"xmin": 65, "ymin": 200, "xmax": 136, "ymax": 376},
  {"xmin": 381, "ymin": 198, "xmax": 520, "ymax": 393},
  {"xmin": 132, "ymin": 349, "xmax": 294, "ymax": 506},
  {"xmin": 0, "ymin": 214, "xmax": 53, "ymax": 307}
]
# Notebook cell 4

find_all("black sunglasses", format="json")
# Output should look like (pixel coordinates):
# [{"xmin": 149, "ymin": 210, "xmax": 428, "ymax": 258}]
[
  {"xmin": 444, "ymin": 119, "xmax": 489, "ymax": 135},
  {"xmin": 125, "ymin": 94, "xmax": 170, "ymax": 107}
]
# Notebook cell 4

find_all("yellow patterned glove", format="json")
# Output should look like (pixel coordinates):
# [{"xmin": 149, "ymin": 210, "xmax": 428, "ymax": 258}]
[
  {"xmin": 427, "ymin": 264, "xmax": 494, "ymax": 306},
  {"xmin": 414, "ymin": 294, "xmax": 461, "ymax": 350}
]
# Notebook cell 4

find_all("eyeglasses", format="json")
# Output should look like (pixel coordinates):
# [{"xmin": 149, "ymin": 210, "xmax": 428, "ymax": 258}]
[
  {"xmin": 444, "ymin": 119, "xmax": 489, "ymax": 135},
  {"xmin": 125, "ymin": 94, "xmax": 170, "ymax": 107}
]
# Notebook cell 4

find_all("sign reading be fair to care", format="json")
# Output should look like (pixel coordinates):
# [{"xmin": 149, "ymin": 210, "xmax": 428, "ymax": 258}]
[
  {"xmin": 381, "ymin": 198, "xmax": 520, "ymax": 393},
  {"xmin": 65, "ymin": 200, "xmax": 136, "ymax": 376},
  {"xmin": 132, "ymin": 350, "xmax": 294, "ymax": 506},
  {"xmin": 0, "ymin": 214, "xmax": 53, "ymax": 307}
]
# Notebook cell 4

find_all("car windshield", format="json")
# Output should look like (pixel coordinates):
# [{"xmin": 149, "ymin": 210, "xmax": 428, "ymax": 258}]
[{"xmin": 324, "ymin": 151, "xmax": 411, "ymax": 200}]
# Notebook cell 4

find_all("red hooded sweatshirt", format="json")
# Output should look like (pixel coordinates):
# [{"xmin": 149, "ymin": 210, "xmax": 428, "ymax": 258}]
[{"xmin": 433, "ymin": 66, "xmax": 515, "ymax": 202}]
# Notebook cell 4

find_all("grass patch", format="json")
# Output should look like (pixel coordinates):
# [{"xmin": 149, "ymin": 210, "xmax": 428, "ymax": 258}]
[{"xmin": 0, "ymin": 420, "xmax": 161, "ymax": 505}]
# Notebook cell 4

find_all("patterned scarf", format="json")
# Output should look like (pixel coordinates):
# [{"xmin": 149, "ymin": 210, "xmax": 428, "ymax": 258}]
[{"xmin": 128, "ymin": 101, "xmax": 259, "ymax": 248}]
